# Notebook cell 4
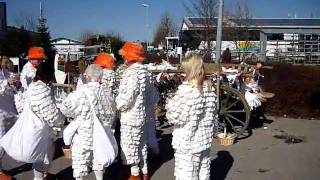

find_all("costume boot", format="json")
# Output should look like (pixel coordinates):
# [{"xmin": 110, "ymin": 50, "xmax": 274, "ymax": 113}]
[{"xmin": 128, "ymin": 175, "xmax": 141, "ymax": 180}]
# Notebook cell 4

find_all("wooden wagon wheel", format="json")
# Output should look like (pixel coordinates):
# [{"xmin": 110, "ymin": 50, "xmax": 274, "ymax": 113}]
[{"xmin": 219, "ymin": 85, "xmax": 251, "ymax": 137}]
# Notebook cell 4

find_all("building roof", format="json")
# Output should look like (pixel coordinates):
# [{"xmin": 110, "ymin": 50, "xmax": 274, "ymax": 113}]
[
  {"xmin": 182, "ymin": 17, "xmax": 320, "ymax": 30},
  {"xmin": 51, "ymin": 37, "xmax": 83, "ymax": 45}
]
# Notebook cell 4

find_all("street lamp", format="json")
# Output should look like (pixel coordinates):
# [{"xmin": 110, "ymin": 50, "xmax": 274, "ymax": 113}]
[{"xmin": 142, "ymin": 3, "xmax": 150, "ymax": 47}]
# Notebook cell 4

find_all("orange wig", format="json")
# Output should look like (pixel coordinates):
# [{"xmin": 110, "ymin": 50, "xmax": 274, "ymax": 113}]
[
  {"xmin": 119, "ymin": 42, "xmax": 145, "ymax": 62},
  {"xmin": 94, "ymin": 53, "xmax": 115, "ymax": 70}
]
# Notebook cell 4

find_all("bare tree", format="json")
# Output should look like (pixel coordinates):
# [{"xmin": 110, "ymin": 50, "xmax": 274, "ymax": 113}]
[
  {"xmin": 225, "ymin": 0, "xmax": 253, "ymax": 62},
  {"xmin": 79, "ymin": 30, "xmax": 95, "ymax": 43},
  {"xmin": 183, "ymin": 0, "xmax": 218, "ymax": 52},
  {"xmin": 13, "ymin": 11, "xmax": 37, "ymax": 31},
  {"xmin": 153, "ymin": 12, "xmax": 177, "ymax": 47}
]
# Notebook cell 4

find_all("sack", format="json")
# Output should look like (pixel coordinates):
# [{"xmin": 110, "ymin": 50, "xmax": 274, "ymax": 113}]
[
  {"xmin": 0, "ymin": 103, "xmax": 50, "ymax": 163},
  {"xmin": 63, "ymin": 120, "xmax": 80, "ymax": 145},
  {"xmin": 93, "ymin": 115, "xmax": 118, "ymax": 167}
]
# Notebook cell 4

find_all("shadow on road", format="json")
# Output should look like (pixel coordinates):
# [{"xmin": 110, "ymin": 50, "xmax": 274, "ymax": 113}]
[
  {"xmin": 148, "ymin": 128, "xmax": 174, "ymax": 177},
  {"xmin": 210, "ymin": 151, "xmax": 234, "ymax": 180},
  {"xmin": 249, "ymin": 106, "xmax": 274, "ymax": 129}
]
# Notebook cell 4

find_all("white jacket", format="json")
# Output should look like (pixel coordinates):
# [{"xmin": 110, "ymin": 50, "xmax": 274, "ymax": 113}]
[
  {"xmin": 116, "ymin": 63, "xmax": 150, "ymax": 164},
  {"xmin": 60, "ymin": 82, "xmax": 116, "ymax": 177},
  {"xmin": 166, "ymin": 81, "xmax": 218, "ymax": 154}
]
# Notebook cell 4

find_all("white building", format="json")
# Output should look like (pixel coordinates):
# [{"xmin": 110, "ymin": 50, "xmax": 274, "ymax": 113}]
[{"xmin": 52, "ymin": 37, "xmax": 84, "ymax": 61}]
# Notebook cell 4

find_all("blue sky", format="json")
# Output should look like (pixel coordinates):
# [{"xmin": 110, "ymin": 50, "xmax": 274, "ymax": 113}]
[{"xmin": 3, "ymin": 0, "xmax": 320, "ymax": 41}]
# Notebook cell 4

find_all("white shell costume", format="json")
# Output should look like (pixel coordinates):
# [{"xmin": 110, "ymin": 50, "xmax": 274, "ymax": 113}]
[
  {"xmin": 28, "ymin": 80, "xmax": 64, "ymax": 172},
  {"xmin": 116, "ymin": 63, "xmax": 150, "ymax": 166},
  {"xmin": 0, "ymin": 70, "xmax": 17, "ymax": 158},
  {"xmin": 166, "ymin": 81, "xmax": 218, "ymax": 180},
  {"xmin": 60, "ymin": 82, "xmax": 115, "ymax": 178},
  {"xmin": 101, "ymin": 69, "xmax": 116, "ymax": 96},
  {"xmin": 114, "ymin": 64, "xmax": 128, "ymax": 96}
]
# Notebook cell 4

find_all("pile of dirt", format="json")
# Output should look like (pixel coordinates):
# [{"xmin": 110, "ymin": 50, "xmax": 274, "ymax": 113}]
[{"xmin": 260, "ymin": 63, "xmax": 320, "ymax": 119}]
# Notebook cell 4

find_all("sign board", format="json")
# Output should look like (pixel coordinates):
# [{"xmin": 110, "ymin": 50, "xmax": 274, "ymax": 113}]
[{"xmin": 177, "ymin": 47, "xmax": 183, "ymax": 55}]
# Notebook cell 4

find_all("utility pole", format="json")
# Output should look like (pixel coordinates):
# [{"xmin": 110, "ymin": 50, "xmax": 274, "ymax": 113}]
[
  {"xmin": 215, "ymin": 0, "xmax": 224, "ymax": 108},
  {"xmin": 215, "ymin": 0, "xmax": 224, "ymax": 64},
  {"xmin": 142, "ymin": 3, "xmax": 150, "ymax": 48}
]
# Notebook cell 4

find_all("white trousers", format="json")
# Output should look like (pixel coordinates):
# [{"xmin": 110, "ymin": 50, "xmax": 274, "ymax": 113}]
[{"xmin": 174, "ymin": 150, "xmax": 211, "ymax": 180}]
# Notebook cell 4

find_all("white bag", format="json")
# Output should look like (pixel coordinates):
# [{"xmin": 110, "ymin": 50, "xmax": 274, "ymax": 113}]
[
  {"xmin": 92, "ymin": 113, "xmax": 118, "ymax": 167},
  {"xmin": 63, "ymin": 120, "xmax": 81, "ymax": 146},
  {"xmin": 0, "ymin": 103, "xmax": 51, "ymax": 163}
]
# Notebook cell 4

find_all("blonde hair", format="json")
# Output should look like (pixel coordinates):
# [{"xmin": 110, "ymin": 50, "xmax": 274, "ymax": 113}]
[{"xmin": 181, "ymin": 55, "xmax": 205, "ymax": 89}]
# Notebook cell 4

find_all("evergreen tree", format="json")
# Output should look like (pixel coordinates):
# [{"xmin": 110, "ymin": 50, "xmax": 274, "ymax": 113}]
[
  {"xmin": 36, "ymin": 5, "xmax": 55, "ymax": 63},
  {"xmin": 35, "ymin": 4, "xmax": 55, "ymax": 81}
]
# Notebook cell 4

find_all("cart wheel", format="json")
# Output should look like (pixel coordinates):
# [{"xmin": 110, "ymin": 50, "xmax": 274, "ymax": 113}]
[{"xmin": 219, "ymin": 85, "xmax": 251, "ymax": 137}]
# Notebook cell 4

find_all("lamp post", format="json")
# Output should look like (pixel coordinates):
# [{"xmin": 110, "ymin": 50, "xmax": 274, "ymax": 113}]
[{"xmin": 142, "ymin": 3, "xmax": 150, "ymax": 48}]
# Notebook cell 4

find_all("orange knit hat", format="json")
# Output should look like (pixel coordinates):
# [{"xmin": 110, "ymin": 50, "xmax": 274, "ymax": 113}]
[
  {"xmin": 119, "ymin": 42, "xmax": 145, "ymax": 62},
  {"xmin": 28, "ymin": 47, "xmax": 47, "ymax": 61},
  {"xmin": 94, "ymin": 53, "xmax": 115, "ymax": 70}
]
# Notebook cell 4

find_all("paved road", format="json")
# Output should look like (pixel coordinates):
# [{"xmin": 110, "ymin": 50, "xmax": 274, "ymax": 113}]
[{"xmin": 3, "ymin": 116, "xmax": 320, "ymax": 180}]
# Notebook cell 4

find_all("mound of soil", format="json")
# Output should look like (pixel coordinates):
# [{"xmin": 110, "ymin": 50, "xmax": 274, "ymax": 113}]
[{"xmin": 261, "ymin": 63, "xmax": 320, "ymax": 119}]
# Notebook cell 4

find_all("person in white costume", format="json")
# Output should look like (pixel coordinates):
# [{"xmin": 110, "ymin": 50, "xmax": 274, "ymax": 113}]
[
  {"xmin": 116, "ymin": 42, "xmax": 150, "ymax": 180},
  {"xmin": 20, "ymin": 47, "xmax": 46, "ymax": 91},
  {"xmin": 60, "ymin": 64, "xmax": 116, "ymax": 180},
  {"xmin": 15, "ymin": 47, "xmax": 47, "ymax": 115},
  {"xmin": 30, "ymin": 62, "xmax": 64, "ymax": 180},
  {"xmin": 1, "ymin": 61, "xmax": 64, "ymax": 180},
  {"xmin": 94, "ymin": 53, "xmax": 116, "ymax": 96},
  {"xmin": 166, "ymin": 55, "xmax": 218, "ymax": 180},
  {"xmin": 0, "ymin": 57, "xmax": 19, "ymax": 180}
]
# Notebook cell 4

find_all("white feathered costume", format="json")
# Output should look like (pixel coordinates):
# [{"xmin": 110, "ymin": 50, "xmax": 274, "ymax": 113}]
[
  {"xmin": 166, "ymin": 81, "xmax": 218, "ymax": 180},
  {"xmin": 60, "ymin": 82, "xmax": 116, "ymax": 178},
  {"xmin": 28, "ymin": 80, "xmax": 64, "ymax": 171},
  {"xmin": 116, "ymin": 63, "xmax": 150, "ymax": 172},
  {"xmin": 20, "ymin": 61, "xmax": 37, "ymax": 91},
  {"xmin": 15, "ymin": 61, "xmax": 37, "ymax": 114},
  {"xmin": 244, "ymin": 81, "xmax": 262, "ymax": 110}
]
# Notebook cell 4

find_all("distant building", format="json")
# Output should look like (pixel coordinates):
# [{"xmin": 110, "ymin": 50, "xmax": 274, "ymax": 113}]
[
  {"xmin": 51, "ymin": 37, "xmax": 84, "ymax": 61},
  {"xmin": 180, "ymin": 17, "xmax": 320, "ymax": 64}
]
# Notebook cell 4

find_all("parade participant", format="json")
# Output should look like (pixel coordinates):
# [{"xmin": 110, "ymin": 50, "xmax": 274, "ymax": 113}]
[
  {"xmin": 166, "ymin": 55, "xmax": 218, "ymax": 180},
  {"xmin": 94, "ymin": 53, "xmax": 116, "ymax": 96},
  {"xmin": 0, "ymin": 61, "xmax": 64, "ymax": 180},
  {"xmin": 15, "ymin": 47, "xmax": 47, "ymax": 115},
  {"xmin": 60, "ymin": 64, "xmax": 117, "ymax": 180},
  {"xmin": 0, "ymin": 57, "xmax": 18, "ymax": 180},
  {"xmin": 20, "ymin": 47, "xmax": 47, "ymax": 90},
  {"xmin": 116, "ymin": 42, "xmax": 150, "ymax": 180}
]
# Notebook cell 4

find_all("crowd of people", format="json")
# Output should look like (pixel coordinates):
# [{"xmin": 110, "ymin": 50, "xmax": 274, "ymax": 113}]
[{"xmin": 0, "ymin": 42, "xmax": 219, "ymax": 180}]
